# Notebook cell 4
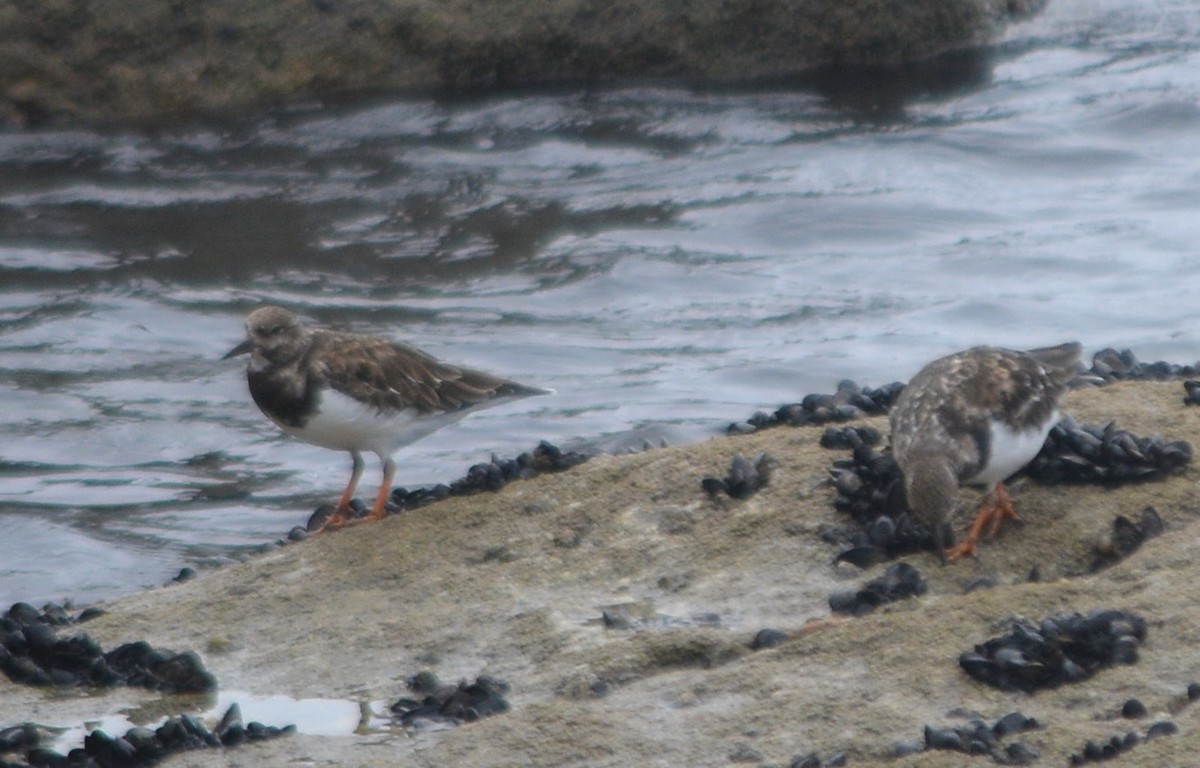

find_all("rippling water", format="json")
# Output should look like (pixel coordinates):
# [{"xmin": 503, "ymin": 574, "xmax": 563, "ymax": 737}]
[{"xmin": 2, "ymin": 0, "xmax": 1198, "ymax": 606}]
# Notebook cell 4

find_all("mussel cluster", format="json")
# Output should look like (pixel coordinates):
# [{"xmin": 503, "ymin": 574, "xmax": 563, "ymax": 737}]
[
  {"xmin": 1184, "ymin": 379, "xmax": 1200, "ymax": 406},
  {"xmin": 917, "ymin": 711, "xmax": 1040, "ymax": 764},
  {"xmin": 0, "ymin": 602, "xmax": 214, "ymax": 692},
  {"xmin": 701, "ymin": 452, "xmax": 773, "ymax": 500},
  {"xmin": 1025, "ymin": 416, "xmax": 1192, "ymax": 485},
  {"xmin": 390, "ymin": 672, "xmax": 510, "ymax": 726},
  {"xmin": 828, "ymin": 562, "xmax": 926, "ymax": 616},
  {"xmin": 733, "ymin": 380, "xmax": 905, "ymax": 433},
  {"xmin": 1091, "ymin": 507, "xmax": 1164, "ymax": 571},
  {"xmin": 1067, "ymin": 684, "xmax": 1199, "ymax": 764},
  {"xmin": 1067, "ymin": 725, "xmax": 1161, "ymax": 765},
  {"xmin": 959, "ymin": 610, "xmax": 1145, "ymax": 693},
  {"xmin": 0, "ymin": 703, "xmax": 291, "ymax": 768},
  {"xmin": 1088, "ymin": 348, "xmax": 1198, "ymax": 381},
  {"xmin": 826, "ymin": 432, "xmax": 934, "ymax": 562},
  {"xmin": 818, "ymin": 425, "xmax": 882, "ymax": 450},
  {"xmin": 308, "ymin": 441, "xmax": 590, "ymax": 530}
]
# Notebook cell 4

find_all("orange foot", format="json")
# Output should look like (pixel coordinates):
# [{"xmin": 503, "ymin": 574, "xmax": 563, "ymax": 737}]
[
  {"xmin": 316, "ymin": 479, "xmax": 393, "ymax": 533},
  {"xmin": 315, "ymin": 505, "xmax": 355, "ymax": 532},
  {"xmin": 944, "ymin": 482, "xmax": 1022, "ymax": 561}
]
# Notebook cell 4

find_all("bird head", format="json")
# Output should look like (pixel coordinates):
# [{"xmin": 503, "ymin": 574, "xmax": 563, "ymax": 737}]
[
  {"xmin": 223, "ymin": 306, "xmax": 309, "ymax": 366},
  {"xmin": 902, "ymin": 453, "xmax": 959, "ymax": 562}
]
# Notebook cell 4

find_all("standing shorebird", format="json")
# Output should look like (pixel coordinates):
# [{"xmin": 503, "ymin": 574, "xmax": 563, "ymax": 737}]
[
  {"xmin": 889, "ymin": 342, "xmax": 1083, "ymax": 561},
  {"xmin": 224, "ymin": 306, "xmax": 551, "ymax": 530}
]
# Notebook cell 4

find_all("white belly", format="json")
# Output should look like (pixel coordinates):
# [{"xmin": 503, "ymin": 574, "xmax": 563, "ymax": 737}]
[
  {"xmin": 969, "ymin": 409, "xmax": 1060, "ymax": 488},
  {"xmin": 278, "ymin": 388, "xmax": 474, "ymax": 456}
]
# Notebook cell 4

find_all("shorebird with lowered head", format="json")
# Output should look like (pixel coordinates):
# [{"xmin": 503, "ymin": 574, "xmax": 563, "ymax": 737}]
[
  {"xmin": 224, "ymin": 306, "xmax": 552, "ymax": 530},
  {"xmin": 889, "ymin": 342, "xmax": 1083, "ymax": 562}
]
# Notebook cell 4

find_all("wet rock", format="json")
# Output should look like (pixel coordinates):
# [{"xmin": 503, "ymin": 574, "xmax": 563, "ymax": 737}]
[
  {"xmin": 829, "ymin": 562, "xmax": 926, "ymax": 616},
  {"xmin": 959, "ymin": 609, "xmax": 1146, "ymax": 693},
  {"xmin": 391, "ymin": 672, "xmax": 511, "ymax": 726},
  {"xmin": 702, "ymin": 452, "xmax": 773, "ymax": 500},
  {"xmin": 1026, "ymin": 415, "xmax": 1192, "ymax": 484},
  {"xmin": 1091, "ymin": 507, "xmax": 1165, "ymax": 570}
]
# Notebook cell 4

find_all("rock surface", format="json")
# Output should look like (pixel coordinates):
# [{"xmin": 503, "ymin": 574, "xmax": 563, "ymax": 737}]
[
  {"xmin": 0, "ymin": 0, "xmax": 1046, "ymax": 124},
  {"xmin": 4, "ymin": 380, "xmax": 1200, "ymax": 766}
]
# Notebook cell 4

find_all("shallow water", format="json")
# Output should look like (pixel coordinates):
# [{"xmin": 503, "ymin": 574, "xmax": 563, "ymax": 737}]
[
  {"xmin": 2, "ymin": 0, "xmax": 1199, "ymax": 606},
  {"xmin": 47, "ymin": 689, "xmax": 376, "ymax": 754}
]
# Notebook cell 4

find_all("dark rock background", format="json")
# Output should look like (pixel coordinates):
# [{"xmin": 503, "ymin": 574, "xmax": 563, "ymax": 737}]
[{"xmin": 0, "ymin": 0, "xmax": 1046, "ymax": 123}]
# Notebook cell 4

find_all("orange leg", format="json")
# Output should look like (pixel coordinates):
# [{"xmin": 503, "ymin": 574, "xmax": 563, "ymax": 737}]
[
  {"xmin": 363, "ymin": 456, "xmax": 396, "ymax": 523},
  {"xmin": 944, "ymin": 482, "xmax": 1022, "ymax": 561},
  {"xmin": 318, "ymin": 451, "xmax": 364, "ymax": 532}
]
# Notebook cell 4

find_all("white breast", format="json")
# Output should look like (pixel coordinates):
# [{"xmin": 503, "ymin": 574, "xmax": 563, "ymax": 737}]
[
  {"xmin": 278, "ymin": 388, "xmax": 475, "ymax": 457},
  {"xmin": 969, "ymin": 409, "xmax": 1060, "ymax": 488}
]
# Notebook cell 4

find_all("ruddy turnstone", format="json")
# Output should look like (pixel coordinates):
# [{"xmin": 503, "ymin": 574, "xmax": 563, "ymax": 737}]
[
  {"xmin": 224, "ymin": 306, "xmax": 551, "ymax": 530},
  {"xmin": 889, "ymin": 342, "xmax": 1083, "ymax": 562}
]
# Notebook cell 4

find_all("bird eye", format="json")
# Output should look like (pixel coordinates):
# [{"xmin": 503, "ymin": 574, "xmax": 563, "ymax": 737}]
[{"xmin": 269, "ymin": 325, "xmax": 285, "ymax": 336}]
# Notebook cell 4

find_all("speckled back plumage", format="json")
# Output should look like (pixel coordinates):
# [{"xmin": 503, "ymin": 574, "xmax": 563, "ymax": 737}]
[{"xmin": 890, "ymin": 343, "xmax": 1082, "ymax": 484}]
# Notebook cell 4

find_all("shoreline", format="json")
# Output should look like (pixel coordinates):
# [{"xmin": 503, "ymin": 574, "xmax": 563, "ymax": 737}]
[{"xmin": 4, "ymin": 376, "xmax": 1200, "ymax": 766}]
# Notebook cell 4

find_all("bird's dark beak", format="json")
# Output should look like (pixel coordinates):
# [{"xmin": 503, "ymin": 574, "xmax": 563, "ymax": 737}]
[
  {"xmin": 934, "ymin": 523, "xmax": 949, "ymax": 566},
  {"xmin": 222, "ymin": 338, "xmax": 254, "ymax": 360}
]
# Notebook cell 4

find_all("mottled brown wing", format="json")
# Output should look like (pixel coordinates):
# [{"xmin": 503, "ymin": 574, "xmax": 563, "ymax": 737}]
[
  {"xmin": 961, "ymin": 346, "xmax": 1079, "ymax": 431},
  {"xmin": 310, "ymin": 331, "xmax": 528, "ymax": 414},
  {"xmin": 893, "ymin": 353, "xmax": 989, "ymax": 479}
]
